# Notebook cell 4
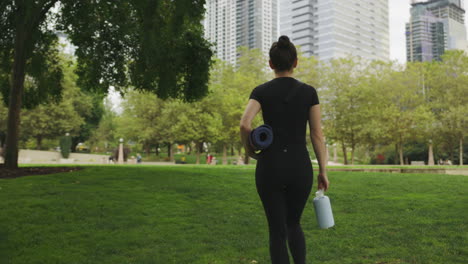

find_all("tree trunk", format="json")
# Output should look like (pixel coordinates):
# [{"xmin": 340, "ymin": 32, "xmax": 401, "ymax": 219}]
[
  {"xmin": 460, "ymin": 137, "xmax": 464, "ymax": 166},
  {"xmin": 341, "ymin": 142, "xmax": 348, "ymax": 165},
  {"xmin": 399, "ymin": 143, "xmax": 404, "ymax": 165},
  {"xmin": 231, "ymin": 145, "xmax": 234, "ymax": 156},
  {"xmin": 351, "ymin": 146, "xmax": 355, "ymax": 165},
  {"xmin": 5, "ymin": 26, "xmax": 28, "ymax": 169},
  {"xmin": 0, "ymin": 132, "xmax": 6, "ymax": 148},
  {"xmin": 36, "ymin": 136, "xmax": 42, "ymax": 150},
  {"xmin": 222, "ymin": 143, "xmax": 227, "ymax": 165},
  {"xmin": 169, "ymin": 143, "xmax": 174, "ymax": 162},
  {"xmin": 333, "ymin": 144, "xmax": 338, "ymax": 163},
  {"xmin": 167, "ymin": 143, "xmax": 171, "ymax": 159},
  {"xmin": 145, "ymin": 142, "xmax": 150, "ymax": 156},
  {"xmin": 155, "ymin": 143, "xmax": 159, "ymax": 156},
  {"xmin": 428, "ymin": 141, "xmax": 435, "ymax": 166}
]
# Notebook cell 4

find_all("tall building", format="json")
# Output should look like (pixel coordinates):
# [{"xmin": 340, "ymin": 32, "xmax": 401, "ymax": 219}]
[
  {"xmin": 203, "ymin": 0, "xmax": 278, "ymax": 64},
  {"xmin": 406, "ymin": 0, "xmax": 468, "ymax": 62},
  {"xmin": 236, "ymin": 0, "xmax": 278, "ymax": 57},
  {"xmin": 203, "ymin": 0, "xmax": 238, "ymax": 65},
  {"xmin": 279, "ymin": 0, "xmax": 390, "ymax": 61}
]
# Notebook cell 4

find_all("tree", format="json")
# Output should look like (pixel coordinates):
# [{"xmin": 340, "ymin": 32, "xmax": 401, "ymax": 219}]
[
  {"xmin": 19, "ymin": 57, "xmax": 95, "ymax": 150},
  {"xmin": 20, "ymin": 97, "xmax": 84, "ymax": 150},
  {"xmin": 374, "ymin": 63, "xmax": 433, "ymax": 165},
  {"xmin": 169, "ymin": 100, "xmax": 223, "ymax": 164},
  {"xmin": 87, "ymin": 98, "xmax": 118, "ymax": 153},
  {"xmin": 208, "ymin": 59, "xmax": 243, "ymax": 164},
  {"xmin": 1, "ymin": 0, "xmax": 212, "ymax": 168},
  {"xmin": 430, "ymin": 50, "xmax": 468, "ymax": 165},
  {"xmin": 0, "ymin": 94, "xmax": 7, "ymax": 153},
  {"xmin": 235, "ymin": 47, "xmax": 268, "ymax": 164},
  {"xmin": 321, "ymin": 56, "xmax": 376, "ymax": 164},
  {"xmin": 294, "ymin": 52, "xmax": 321, "ymax": 88},
  {"xmin": 1, "ymin": 1, "xmax": 64, "ymax": 168},
  {"xmin": 116, "ymin": 89, "xmax": 165, "ymax": 156}
]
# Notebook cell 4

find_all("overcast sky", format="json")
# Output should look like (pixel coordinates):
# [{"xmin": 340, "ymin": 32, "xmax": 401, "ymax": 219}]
[{"xmin": 389, "ymin": 0, "xmax": 468, "ymax": 63}]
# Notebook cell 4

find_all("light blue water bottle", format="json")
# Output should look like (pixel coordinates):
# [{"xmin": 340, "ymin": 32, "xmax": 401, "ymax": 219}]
[{"xmin": 313, "ymin": 189, "xmax": 335, "ymax": 229}]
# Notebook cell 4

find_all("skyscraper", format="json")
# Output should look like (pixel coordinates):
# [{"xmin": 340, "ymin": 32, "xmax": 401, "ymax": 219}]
[
  {"xmin": 203, "ymin": 0, "xmax": 278, "ymax": 64},
  {"xmin": 406, "ymin": 0, "xmax": 468, "ymax": 62},
  {"xmin": 203, "ymin": 0, "xmax": 238, "ymax": 65},
  {"xmin": 280, "ymin": 0, "xmax": 390, "ymax": 61},
  {"xmin": 236, "ymin": 0, "xmax": 278, "ymax": 57}
]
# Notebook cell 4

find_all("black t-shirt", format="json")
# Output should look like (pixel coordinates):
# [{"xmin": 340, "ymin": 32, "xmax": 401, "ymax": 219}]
[{"xmin": 249, "ymin": 77, "xmax": 319, "ymax": 146}]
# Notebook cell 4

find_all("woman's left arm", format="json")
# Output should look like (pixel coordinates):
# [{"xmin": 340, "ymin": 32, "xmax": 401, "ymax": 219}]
[{"xmin": 240, "ymin": 99, "xmax": 261, "ymax": 160}]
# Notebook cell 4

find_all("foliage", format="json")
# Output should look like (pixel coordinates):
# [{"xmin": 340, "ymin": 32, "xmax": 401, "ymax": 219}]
[
  {"xmin": 430, "ymin": 50, "xmax": 468, "ymax": 163},
  {"xmin": 0, "ymin": 1, "xmax": 64, "ymax": 108},
  {"xmin": 1, "ymin": 0, "xmax": 212, "ymax": 168},
  {"xmin": 19, "ymin": 56, "xmax": 99, "ymax": 150},
  {"xmin": 87, "ymin": 98, "xmax": 118, "ymax": 153},
  {"xmin": 58, "ymin": 0, "xmax": 213, "ymax": 101},
  {"xmin": 115, "ymin": 89, "xmax": 165, "ymax": 153},
  {"xmin": 321, "ymin": 56, "xmax": 376, "ymax": 164}
]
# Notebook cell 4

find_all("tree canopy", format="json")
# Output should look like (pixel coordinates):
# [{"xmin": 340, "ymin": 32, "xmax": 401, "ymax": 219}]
[{"xmin": 0, "ymin": 0, "xmax": 213, "ymax": 168}]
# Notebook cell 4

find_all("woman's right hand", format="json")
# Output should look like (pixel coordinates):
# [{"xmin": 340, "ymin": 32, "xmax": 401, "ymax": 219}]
[{"xmin": 317, "ymin": 173, "xmax": 329, "ymax": 191}]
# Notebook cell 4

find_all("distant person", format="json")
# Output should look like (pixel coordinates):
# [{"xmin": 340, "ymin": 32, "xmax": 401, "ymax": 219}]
[
  {"xmin": 240, "ymin": 35, "xmax": 329, "ymax": 263},
  {"xmin": 136, "ymin": 153, "xmax": 142, "ymax": 164}
]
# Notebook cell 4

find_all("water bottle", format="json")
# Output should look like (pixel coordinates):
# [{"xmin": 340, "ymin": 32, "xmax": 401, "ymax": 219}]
[{"xmin": 313, "ymin": 189, "xmax": 335, "ymax": 229}]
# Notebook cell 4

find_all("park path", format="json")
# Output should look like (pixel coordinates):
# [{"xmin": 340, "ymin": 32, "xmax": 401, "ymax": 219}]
[{"xmin": 0, "ymin": 149, "xmax": 177, "ymax": 165}]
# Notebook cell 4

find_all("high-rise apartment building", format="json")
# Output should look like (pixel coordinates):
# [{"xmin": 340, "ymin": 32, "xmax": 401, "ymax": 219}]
[
  {"xmin": 203, "ymin": 0, "xmax": 278, "ymax": 64},
  {"xmin": 236, "ymin": 0, "xmax": 278, "ymax": 57},
  {"xmin": 406, "ymin": 0, "xmax": 468, "ymax": 62},
  {"xmin": 280, "ymin": 0, "xmax": 390, "ymax": 61},
  {"xmin": 203, "ymin": 0, "xmax": 238, "ymax": 65}
]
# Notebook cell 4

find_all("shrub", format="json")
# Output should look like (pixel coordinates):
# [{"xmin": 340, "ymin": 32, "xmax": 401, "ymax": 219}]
[{"xmin": 59, "ymin": 134, "xmax": 72, "ymax": 159}]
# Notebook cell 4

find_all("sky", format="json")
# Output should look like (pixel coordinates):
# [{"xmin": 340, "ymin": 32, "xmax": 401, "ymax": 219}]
[
  {"xmin": 389, "ymin": 0, "xmax": 412, "ymax": 63},
  {"xmin": 389, "ymin": 0, "xmax": 468, "ymax": 63}
]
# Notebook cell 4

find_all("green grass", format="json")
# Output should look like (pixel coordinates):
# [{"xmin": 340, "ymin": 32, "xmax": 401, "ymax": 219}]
[{"xmin": 0, "ymin": 166, "xmax": 466, "ymax": 264}]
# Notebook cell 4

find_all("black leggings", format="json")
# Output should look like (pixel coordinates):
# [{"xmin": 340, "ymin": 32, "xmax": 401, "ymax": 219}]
[{"xmin": 255, "ymin": 163, "xmax": 313, "ymax": 264}]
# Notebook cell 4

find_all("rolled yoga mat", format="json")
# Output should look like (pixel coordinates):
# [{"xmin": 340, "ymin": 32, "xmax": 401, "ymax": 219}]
[{"xmin": 249, "ymin": 124, "xmax": 273, "ymax": 150}]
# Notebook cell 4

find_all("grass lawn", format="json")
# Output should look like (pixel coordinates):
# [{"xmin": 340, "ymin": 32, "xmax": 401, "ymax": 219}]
[{"xmin": 0, "ymin": 165, "xmax": 466, "ymax": 264}]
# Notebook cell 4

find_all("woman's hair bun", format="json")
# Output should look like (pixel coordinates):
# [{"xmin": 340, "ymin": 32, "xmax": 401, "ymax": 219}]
[{"xmin": 277, "ymin": 35, "xmax": 290, "ymax": 48}]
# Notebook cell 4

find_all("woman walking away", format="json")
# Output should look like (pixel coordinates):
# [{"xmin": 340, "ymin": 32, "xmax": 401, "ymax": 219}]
[{"xmin": 240, "ymin": 35, "xmax": 329, "ymax": 264}]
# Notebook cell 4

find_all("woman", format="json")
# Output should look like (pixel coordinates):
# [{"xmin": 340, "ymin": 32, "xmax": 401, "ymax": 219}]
[{"xmin": 240, "ymin": 35, "xmax": 329, "ymax": 264}]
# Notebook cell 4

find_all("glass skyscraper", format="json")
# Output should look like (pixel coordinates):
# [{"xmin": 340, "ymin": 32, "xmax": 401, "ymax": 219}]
[
  {"xmin": 406, "ymin": 0, "xmax": 468, "ymax": 62},
  {"xmin": 280, "ymin": 0, "xmax": 390, "ymax": 61}
]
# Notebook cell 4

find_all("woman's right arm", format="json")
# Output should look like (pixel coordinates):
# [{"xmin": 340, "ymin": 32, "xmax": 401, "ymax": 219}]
[{"xmin": 308, "ymin": 104, "xmax": 329, "ymax": 191}]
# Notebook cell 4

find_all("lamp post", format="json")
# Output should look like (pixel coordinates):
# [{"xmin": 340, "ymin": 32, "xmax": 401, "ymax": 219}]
[{"xmin": 118, "ymin": 138, "xmax": 124, "ymax": 164}]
